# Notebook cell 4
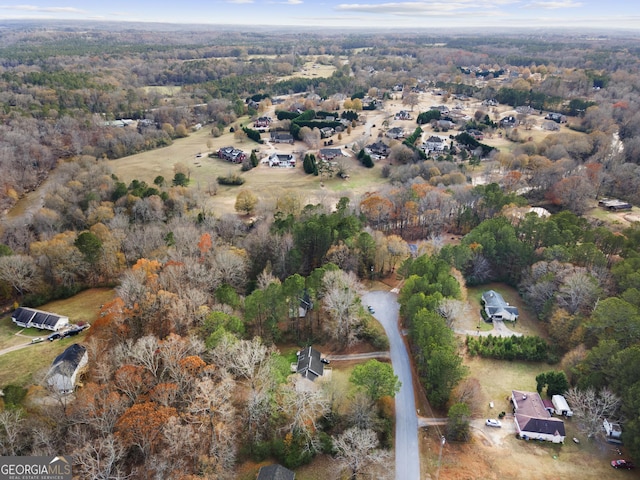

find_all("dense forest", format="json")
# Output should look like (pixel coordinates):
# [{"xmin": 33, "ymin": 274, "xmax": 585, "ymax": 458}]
[{"xmin": 1, "ymin": 21, "xmax": 640, "ymax": 478}]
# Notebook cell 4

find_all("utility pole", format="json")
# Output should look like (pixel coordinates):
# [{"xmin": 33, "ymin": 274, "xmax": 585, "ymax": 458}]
[{"xmin": 435, "ymin": 435, "xmax": 446, "ymax": 480}]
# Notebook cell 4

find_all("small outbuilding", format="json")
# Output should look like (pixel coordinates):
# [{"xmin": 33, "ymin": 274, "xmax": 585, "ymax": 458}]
[
  {"xmin": 257, "ymin": 464, "xmax": 295, "ymax": 480},
  {"xmin": 598, "ymin": 198, "xmax": 632, "ymax": 211},
  {"xmin": 604, "ymin": 418, "xmax": 623, "ymax": 442},
  {"xmin": 551, "ymin": 394, "xmax": 573, "ymax": 417}
]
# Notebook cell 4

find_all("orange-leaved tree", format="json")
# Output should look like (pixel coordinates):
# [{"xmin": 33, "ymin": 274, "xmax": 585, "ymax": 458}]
[{"xmin": 115, "ymin": 401, "xmax": 177, "ymax": 459}]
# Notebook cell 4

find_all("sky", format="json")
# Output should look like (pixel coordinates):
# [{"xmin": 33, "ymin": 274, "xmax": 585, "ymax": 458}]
[{"xmin": 0, "ymin": 1, "xmax": 638, "ymax": 30}]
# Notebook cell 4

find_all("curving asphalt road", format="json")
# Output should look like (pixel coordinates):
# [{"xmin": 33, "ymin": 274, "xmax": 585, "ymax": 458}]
[{"xmin": 362, "ymin": 290, "xmax": 420, "ymax": 480}]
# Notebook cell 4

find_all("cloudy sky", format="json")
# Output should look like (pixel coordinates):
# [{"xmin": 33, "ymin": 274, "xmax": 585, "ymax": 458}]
[{"xmin": 0, "ymin": 1, "xmax": 637, "ymax": 29}]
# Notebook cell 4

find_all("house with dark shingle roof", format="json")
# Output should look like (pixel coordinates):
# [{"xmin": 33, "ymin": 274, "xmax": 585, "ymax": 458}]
[
  {"xmin": 296, "ymin": 346, "xmax": 325, "ymax": 382},
  {"xmin": 318, "ymin": 148, "xmax": 344, "ymax": 161},
  {"xmin": 482, "ymin": 290, "xmax": 519, "ymax": 322},
  {"xmin": 511, "ymin": 390, "xmax": 565, "ymax": 443},
  {"xmin": 46, "ymin": 343, "xmax": 88, "ymax": 395},
  {"xmin": 257, "ymin": 464, "xmax": 295, "ymax": 480}
]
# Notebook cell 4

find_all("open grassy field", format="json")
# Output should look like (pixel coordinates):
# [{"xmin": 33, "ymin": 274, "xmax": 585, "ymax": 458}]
[
  {"xmin": 141, "ymin": 85, "xmax": 182, "ymax": 96},
  {"xmin": 39, "ymin": 288, "xmax": 115, "ymax": 323},
  {"xmin": 108, "ymin": 112, "xmax": 389, "ymax": 216}
]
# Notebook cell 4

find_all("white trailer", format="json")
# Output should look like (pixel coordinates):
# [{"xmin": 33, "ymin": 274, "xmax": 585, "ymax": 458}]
[{"xmin": 552, "ymin": 394, "xmax": 573, "ymax": 417}]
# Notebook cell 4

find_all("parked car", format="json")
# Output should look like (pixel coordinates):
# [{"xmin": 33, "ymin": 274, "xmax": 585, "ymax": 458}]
[
  {"xmin": 47, "ymin": 332, "xmax": 62, "ymax": 341},
  {"xmin": 367, "ymin": 305, "xmax": 375, "ymax": 314},
  {"xmin": 485, "ymin": 419, "xmax": 502, "ymax": 428},
  {"xmin": 611, "ymin": 459, "xmax": 635, "ymax": 470},
  {"xmin": 321, "ymin": 358, "xmax": 330, "ymax": 365},
  {"xmin": 30, "ymin": 337, "xmax": 44, "ymax": 344}
]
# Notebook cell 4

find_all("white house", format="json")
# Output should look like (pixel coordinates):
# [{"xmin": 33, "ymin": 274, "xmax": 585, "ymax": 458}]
[
  {"xmin": 423, "ymin": 136, "xmax": 447, "ymax": 154},
  {"xmin": 46, "ymin": 344, "xmax": 88, "ymax": 395},
  {"xmin": 267, "ymin": 153, "xmax": 295, "ymax": 168},
  {"xmin": 11, "ymin": 307, "xmax": 69, "ymax": 331},
  {"xmin": 512, "ymin": 390, "xmax": 565, "ymax": 443}
]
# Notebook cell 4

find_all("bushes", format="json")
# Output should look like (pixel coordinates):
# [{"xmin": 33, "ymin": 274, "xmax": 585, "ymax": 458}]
[
  {"xmin": 217, "ymin": 173, "xmax": 245, "ymax": 186},
  {"xmin": 242, "ymin": 126, "xmax": 263, "ymax": 144},
  {"xmin": 466, "ymin": 334, "xmax": 549, "ymax": 362}
]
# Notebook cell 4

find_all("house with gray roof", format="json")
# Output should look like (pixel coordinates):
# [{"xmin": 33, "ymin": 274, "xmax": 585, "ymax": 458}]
[
  {"xmin": 257, "ymin": 464, "xmax": 295, "ymax": 480},
  {"xmin": 482, "ymin": 290, "xmax": 519, "ymax": 322},
  {"xmin": 296, "ymin": 346, "xmax": 325, "ymax": 382}
]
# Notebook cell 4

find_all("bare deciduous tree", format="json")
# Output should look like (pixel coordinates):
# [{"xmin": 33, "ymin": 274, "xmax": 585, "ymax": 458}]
[
  {"xmin": 322, "ymin": 270, "xmax": 364, "ymax": 346},
  {"xmin": 557, "ymin": 271, "xmax": 601, "ymax": 315},
  {"xmin": 279, "ymin": 376, "xmax": 330, "ymax": 452},
  {"xmin": 72, "ymin": 434, "xmax": 128, "ymax": 480},
  {"xmin": 333, "ymin": 427, "xmax": 389, "ymax": 480},
  {"xmin": 0, "ymin": 410, "xmax": 26, "ymax": 456},
  {"xmin": 437, "ymin": 298, "xmax": 470, "ymax": 328},
  {"xmin": 565, "ymin": 386, "xmax": 621, "ymax": 437},
  {"xmin": 0, "ymin": 254, "xmax": 39, "ymax": 296}
]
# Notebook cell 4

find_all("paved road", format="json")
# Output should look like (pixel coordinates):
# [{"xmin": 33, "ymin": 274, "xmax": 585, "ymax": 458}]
[{"xmin": 363, "ymin": 290, "xmax": 420, "ymax": 480}]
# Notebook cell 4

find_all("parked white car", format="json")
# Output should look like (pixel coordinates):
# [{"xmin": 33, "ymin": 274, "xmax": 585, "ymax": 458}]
[{"xmin": 486, "ymin": 419, "xmax": 502, "ymax": 428}]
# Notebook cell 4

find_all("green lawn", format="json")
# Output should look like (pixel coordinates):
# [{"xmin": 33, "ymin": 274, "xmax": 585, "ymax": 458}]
[
  {"xmin": 0, "ymin": 336, "xmax": 83, "ymax": 388},
  {"xmin": 40, "ymin": 288, "xmax": 115, "ymax": 323}
]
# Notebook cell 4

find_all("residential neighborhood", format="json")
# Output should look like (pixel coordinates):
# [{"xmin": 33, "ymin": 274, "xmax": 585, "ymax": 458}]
[{"xmin": 0, "ymin": 20, "xmax": 639, "ymax": 480}]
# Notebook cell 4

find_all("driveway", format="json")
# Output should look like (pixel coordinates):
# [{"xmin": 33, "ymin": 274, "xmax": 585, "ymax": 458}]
[
  {"xmin": 362, "ymin": 290, "xmax": 420, "ymax": 480},
  {"xmin": 454, "ymin": 319, "xmax": 522, "ymax": 338}
]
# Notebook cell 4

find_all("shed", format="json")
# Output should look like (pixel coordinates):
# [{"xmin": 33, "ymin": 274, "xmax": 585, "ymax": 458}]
[
  {"xmin": 604, "ymin": 419, "xmax": 623, "ymax": 441},
  {"xmin": 257, "ymin": 464, "xmax": 295, "ymax": 480},
  {"xmin": 551, "ymin": 394, "xmax": 573, "ymax": 417}
]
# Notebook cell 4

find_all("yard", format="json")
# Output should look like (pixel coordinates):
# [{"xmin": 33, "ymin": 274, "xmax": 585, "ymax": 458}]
[
  {"xmin": 423, "ymin": 352, "xmax": 640, "ymax": 480},
  {"xmin": 462, "ymin": 283, "xmax": 547, "ymax": 338}
]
